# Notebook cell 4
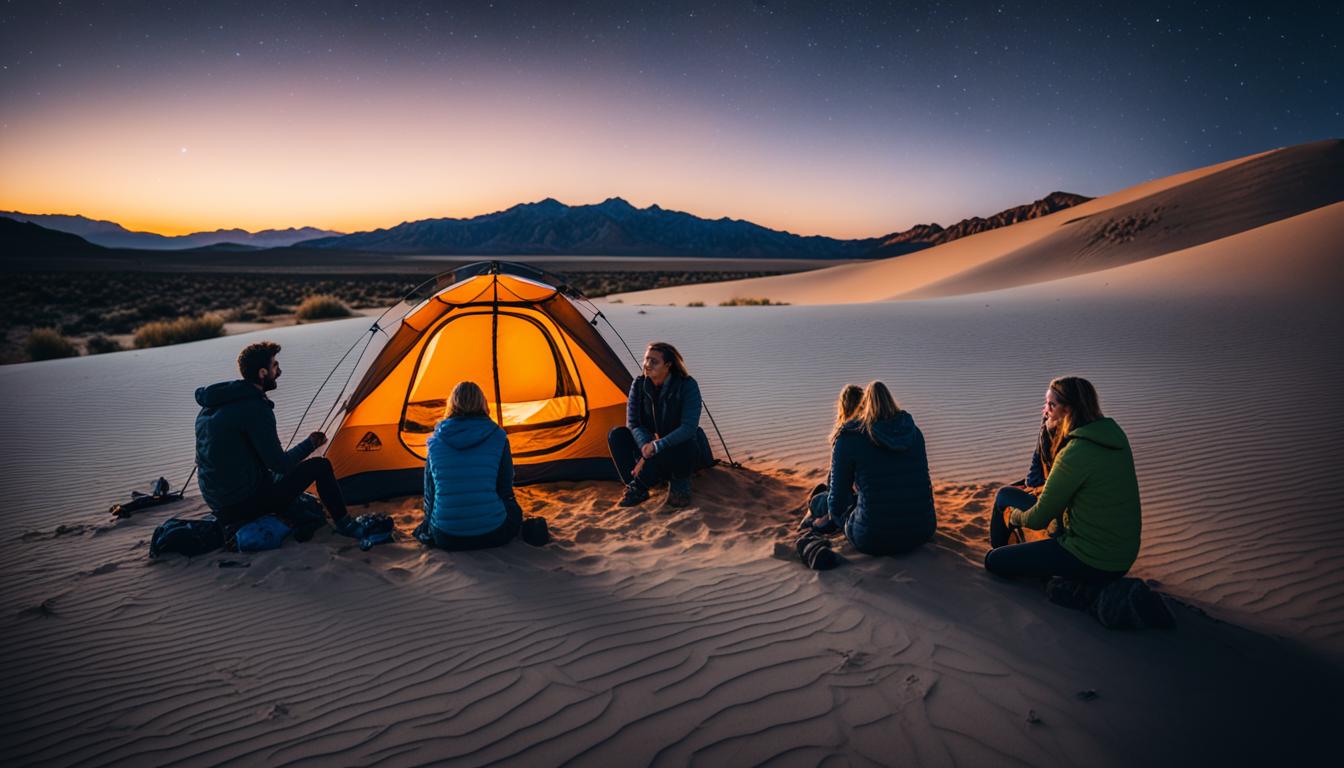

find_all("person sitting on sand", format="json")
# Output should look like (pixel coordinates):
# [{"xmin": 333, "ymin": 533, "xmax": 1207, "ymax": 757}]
[
  {"xmin": 984, "ymin": 376, "xmax": 1141, "ymax": 581},
  {"xmin": 807, "ymin": 381, "xmax": 937, "ymax": 555},
  {"xmin": 194, "ymin": 340, "xmax": 356, "ymax": 536},
  {"xmin": 608, "ymin": 341, "xmax": 704, "ymax": 508},
  {"xmin": 802, "ymin": 384, "xmax": 864, "ymax": 526},
  {"xmin": 987, "ymin": 407, "xmax": 1063, "ymax": 548},
  {"xmin": 422, "ymin": 380, "xmax": 524, "ymax": 550}
]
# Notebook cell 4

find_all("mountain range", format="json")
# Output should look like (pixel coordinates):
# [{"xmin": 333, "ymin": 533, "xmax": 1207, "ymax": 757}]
[
  {"xmin": 0, "ymin": 211, "xmax": 340, "ymax": 250},
  {"xmin": 2, "ymin": 192, "xmax": 1090, "ymax": 260},
  {"xmin": 300, "ymin": 193, "xmax": 1091, "ymax": 258}
]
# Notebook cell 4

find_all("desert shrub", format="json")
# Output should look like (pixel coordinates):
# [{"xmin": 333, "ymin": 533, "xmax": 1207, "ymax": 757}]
[
  {"xmin": 252, "ymin": 298, "xmax": 284, "ymax": 316},
  {"xmin": 295, "ymin": 294, "xmax": 351, "ymax": 320},
  {"xmin": 220, "ymin": 306, "xmax": 257, "ymax": 322},
  {"xmin": 85, "ymin": 334, "xmax": 124, "ymax": 355},
  {"xmin": 686, "ymin": 301, "xmax": 705, "ymax": 307},
  {"xmin": 133, "ymin": 313, "xmax": 225, "ymax": 348},
  {"xmin": 26, "ymin": 328, "xmax": 79, "ymax": 361},
  {"xmin": 718, "ymin": 297, "xmax": 789, "ymax": 306}
]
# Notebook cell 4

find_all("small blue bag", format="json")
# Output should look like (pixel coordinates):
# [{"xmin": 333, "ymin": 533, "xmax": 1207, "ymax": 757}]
[{"xmin": 234, "ymin": 515, "xmax": 292, "ymax": 552}]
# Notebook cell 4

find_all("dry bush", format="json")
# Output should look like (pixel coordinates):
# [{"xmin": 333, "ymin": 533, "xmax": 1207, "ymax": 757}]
[
  {"xmin": 718, "ymin": 297, "xmax": 789, "ymax": 306},
  {"xmin": 295, "ymin": 294, "xmax": 352, "ymax": 320},
  {"xmin": 84, "ymin": 334, "xmax": 124, "ymax": 355},
  {"xmin": 133, "ymin": 314, "xmax": 225, "ymax": 348},
  {"xmin": 26, "ymin": 328, "xmax": 79, "ymax": 361},
  {"xmin": 686, "ymin": 301, "xmax": 705, "ymax": 307}
]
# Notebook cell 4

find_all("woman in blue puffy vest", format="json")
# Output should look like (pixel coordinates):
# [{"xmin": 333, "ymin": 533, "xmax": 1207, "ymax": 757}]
[
  {"xmin": 807, "ymin": 381, "xmax": 937, "ymax": 555},
  {"xmin": 422, "ymin": 381, "xmax": 523, "ymax": 550}
]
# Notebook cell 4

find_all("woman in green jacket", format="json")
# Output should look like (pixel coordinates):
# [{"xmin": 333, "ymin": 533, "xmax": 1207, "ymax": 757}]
[{"xmin": 984, "ymin": 376, "xmax": 1142, "ymax": 581}]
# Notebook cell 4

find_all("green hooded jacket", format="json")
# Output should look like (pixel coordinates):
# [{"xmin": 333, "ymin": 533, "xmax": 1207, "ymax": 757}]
[{"xmin": 1022, "ymin": 417, "xmax": 1142, "ymax": 573}]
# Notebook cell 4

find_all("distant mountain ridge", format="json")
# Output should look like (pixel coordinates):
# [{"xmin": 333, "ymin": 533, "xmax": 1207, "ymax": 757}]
[
  {"xmin": 1, "ymin": 192, "xmax": 1091, "ymax": 259},
  {"xmin": 299, "ymin": 193, "xmax": 1092, "ymax": 258},
  {"xmin": 871, "ymin": 192, "xmax": 1091, "ymax": 254},
  {"xmin": 0, "ymin": 211, "xmax": 340, "ymax": 250}
]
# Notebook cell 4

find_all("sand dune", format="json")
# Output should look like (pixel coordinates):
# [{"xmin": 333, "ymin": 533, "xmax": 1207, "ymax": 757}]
[
  {"xmin": 2, "ymin": 284, "xmax": 1341, "ymax": 764},
  {"xmin": 611, "ymin": 140, "xmax": 1341, "ymax": 306},
  {"xmin": 4, "ymin": 142, "xmax": 1343, "ymax": 763}
]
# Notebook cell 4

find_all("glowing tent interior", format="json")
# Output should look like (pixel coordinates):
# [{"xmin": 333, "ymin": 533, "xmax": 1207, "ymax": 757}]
[{"xmin": 323, "ymin": 262, "xmax": 634, "ymax": 504}]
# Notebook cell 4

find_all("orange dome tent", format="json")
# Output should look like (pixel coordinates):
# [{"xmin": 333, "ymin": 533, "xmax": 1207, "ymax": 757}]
[{"xmin": 323, "ymin": 262, "xmax": 633, "ymax": 503}]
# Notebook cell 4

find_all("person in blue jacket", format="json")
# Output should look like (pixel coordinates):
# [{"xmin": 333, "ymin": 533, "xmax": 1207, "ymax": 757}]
[
  {"xmin": 423, "ymin": 380, "xmax": 523, "ymax": 550},
  {"xmin": 988, "ymin": 407, "xmax": 1062, "ymax": 548},
  {"xmin": 608, "ymin": 341, "xmax": 704, "ymax": 508},
  {"xmin": 807, "ymin": 381, "xmax": 937, "ymax": 555},
  {"xmin": 194, "ymin": 340, "xmax": 355, "ymax": 536}
]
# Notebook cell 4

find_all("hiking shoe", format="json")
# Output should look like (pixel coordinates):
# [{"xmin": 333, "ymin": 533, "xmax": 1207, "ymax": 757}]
[
  {"xmin": 618, "ymin": 484, "xmax": 650, "ymax": 507},
  {"xmin": 667, "ymin": 491, "xmax": 692, "ymax": 508},
  {"xmin": 331, "ymin": 516, "xmax": 361, "ymax": 538}
]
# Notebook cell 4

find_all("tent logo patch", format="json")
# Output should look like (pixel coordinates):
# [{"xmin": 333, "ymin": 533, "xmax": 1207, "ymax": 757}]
[{"xmin": 356, "ymin": 431, "xmax": 382, "ymax": 452}]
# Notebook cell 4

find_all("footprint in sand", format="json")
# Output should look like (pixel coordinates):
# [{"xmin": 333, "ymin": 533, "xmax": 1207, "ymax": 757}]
[
  {"xmin": 78, "ymin": 562, "xmax": 120, "ymax": 578},
  {"xmin": 575, "ymin": 527, "xmax": 607, "ymax": 544},
  {"xmin": 21, "ymin": 597, "xmax": 59, "ymax": 617}
]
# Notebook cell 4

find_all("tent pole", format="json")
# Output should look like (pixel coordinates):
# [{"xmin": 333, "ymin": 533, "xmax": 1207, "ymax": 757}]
[{"xmin": 490, "ymin": 265, "xmax": 504, "ymax": 427}]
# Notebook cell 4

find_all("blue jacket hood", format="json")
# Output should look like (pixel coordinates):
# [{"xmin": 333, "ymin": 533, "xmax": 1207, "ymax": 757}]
[
  {"xmin": 842, "ymin": 411, "xmax": 918, "ymax": 451},
  {"xmin": 432, "ymin": 416, "xmax": 500, "ymax": 450},
  {"xmin": 195, "ymin": 380, "xmax": 264, "ymax": 409}
]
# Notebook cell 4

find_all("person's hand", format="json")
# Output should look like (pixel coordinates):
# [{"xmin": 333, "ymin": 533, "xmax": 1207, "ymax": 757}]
[
  {"xmin": 1007, "ymin": 507, "xmax": 1025, "ymax": 528},
  {"xmin": 309, "ymin": 431, "xmax": 327, "ymax": 448},
  {"xmin": 641, "ymin": 442, "xmax": 657, "ymax": 459}
]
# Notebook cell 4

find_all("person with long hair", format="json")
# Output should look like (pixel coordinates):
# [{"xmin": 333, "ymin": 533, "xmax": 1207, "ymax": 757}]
[
  {"xmin": 808, "ymin": 381, "xmax": 936, "ymax": 555},
  {"xmin": 422, "ymin": 380, "xmax": 524, "ymax": 550},
  {"xmin": 988, "ymin": 401, "xmax": 1064, "ymax": 548},
  {"xmin": 984, "ymin": 376, "xmax": 1142, "ymax": 581},
  {"xmin": 608, "ymin": 341, "xmax": 706, "ymax": 508},
  {"xmin": 802, "ymin": 384, "xmax": 864, "ymax": 526}
]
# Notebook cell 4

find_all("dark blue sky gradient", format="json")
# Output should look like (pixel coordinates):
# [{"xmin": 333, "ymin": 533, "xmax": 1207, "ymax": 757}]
[{"xmin": 1, "ymin": 1, "xmax": 1340, "ymax": 235}]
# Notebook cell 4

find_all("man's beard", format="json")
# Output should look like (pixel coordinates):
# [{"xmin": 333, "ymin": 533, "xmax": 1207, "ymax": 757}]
[{"xmin": 262, "ymin": 376, "xmax": 278, "ymax": 392}]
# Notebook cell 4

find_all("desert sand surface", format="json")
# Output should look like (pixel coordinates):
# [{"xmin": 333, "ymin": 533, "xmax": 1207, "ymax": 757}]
[
  {"xmin": 3, "ymin": 144, "xmax": 1343, "ymax": 765},
  {"xmin": 2, "ymin": 275, "xmax": 1341, "ymax": 765}
]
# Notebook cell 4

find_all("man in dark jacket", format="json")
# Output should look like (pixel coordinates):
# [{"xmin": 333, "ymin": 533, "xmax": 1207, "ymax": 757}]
[
  {"xmin": 607, "ymin": 342, "xmax": 705, "ymax": 508},
  {"xmin": 195, "ymin": 340, "xmax": 355, "ymax": 535}
]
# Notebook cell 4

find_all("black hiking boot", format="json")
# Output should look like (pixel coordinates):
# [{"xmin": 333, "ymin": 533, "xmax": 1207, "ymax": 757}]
[
  {"xmin": 667, "ymin": 491, "xmax": 692, "ymax": 508},
  {"xmin": 618, "ymin": 484, "xmax": 650, "ymax": 507}
]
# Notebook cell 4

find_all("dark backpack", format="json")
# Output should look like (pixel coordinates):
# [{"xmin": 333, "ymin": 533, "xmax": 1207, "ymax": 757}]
[{"xmin": 150, "ymin": 516, "xmax": 225, "ymax": 558}]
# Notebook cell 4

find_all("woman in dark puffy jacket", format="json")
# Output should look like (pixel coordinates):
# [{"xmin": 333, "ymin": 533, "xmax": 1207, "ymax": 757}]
[
  {"xmin": 422, "ymin": 381, "xmax": 522, "ymax": 550},
  {"xmin": 808, "ymin": 381, "xmax": 936, "ymax": 555},
  {"xmin": 802, "ymin": 383, "xmax": 863, "ymax": 526}
]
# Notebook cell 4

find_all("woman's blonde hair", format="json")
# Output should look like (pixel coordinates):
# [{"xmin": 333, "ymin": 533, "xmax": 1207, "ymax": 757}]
[
  {"xmin": 856, "ymin": 381, "xmax": 902, "ymax": 443},
  {"xmin": 830, "ymin": 384, "xmax": 864, "ymax": 443},
  {"xmin": 1041, "ymin": 375, "xmax": 1103, "ymax": 474},
  {"xmin": 447, "ymin": 380, "xmax": 489, "ymax": 419}
]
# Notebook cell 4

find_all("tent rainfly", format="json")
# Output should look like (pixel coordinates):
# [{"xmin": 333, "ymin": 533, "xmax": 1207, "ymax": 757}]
[{"xmin": 324, "ymin": 262, "xmax": 633, "ymax": 504}]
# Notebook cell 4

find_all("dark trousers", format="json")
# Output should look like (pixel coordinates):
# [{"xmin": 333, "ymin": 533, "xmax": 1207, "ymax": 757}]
[
  {"xmin": 989, "ymin": 485, "xmax": 1038, "ymax": 548},
  {"xmin": 608, "ymin": 427, "xmax": 696, "ymax": 491},
  {"xmin": 984, "ymin": 537, "xmax": 1124, "ymax": 582},
  {"xmin": 216, "ymin": 457, "xmax": 348, "ymax": 530},
  {"xmin": 431, "ymin": 498, "xmax": 524, "ymax": 551}
]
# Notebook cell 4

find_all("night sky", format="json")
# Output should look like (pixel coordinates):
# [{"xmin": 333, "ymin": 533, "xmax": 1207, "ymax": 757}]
[{"xmin": 1, "ymin": 1, "xmax": 1340, "ymax": 237}]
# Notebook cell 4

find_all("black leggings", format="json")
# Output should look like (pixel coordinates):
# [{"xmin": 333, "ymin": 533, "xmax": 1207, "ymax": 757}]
[
  {"xmin": 608, "ymin": 427, "xmax": 697, "ymax": 488},
  {"xmin": 216, "ymin": 457, "xmax": 348, "ymax": 529},
  {"xmin": 431, "ymin": 498, "xmax": 524, "ymax": 551},
  {"xmin": 985, "ymin": 537, "xmax": 1124, "ymax": 582},
  {"xmin": 989, "ymin": 485, "xmax": 1037, "ymax": 548}
]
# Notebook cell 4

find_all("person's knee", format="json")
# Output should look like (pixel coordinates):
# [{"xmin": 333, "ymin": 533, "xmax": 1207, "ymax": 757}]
[
  {"xmin": 608, "ymin": 426, "xmax": 631, "ymax": 441},
  {"xmin": 984, "ymin": 548, "xmax": 1003, "ymax": 574},
  {"xmin": 992, "ymin": 485, "xmax": 1018, "ymax": 512},
  {"xmin": 310, "ymin": 456, "xmax": 333, "ymax": 473}
]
